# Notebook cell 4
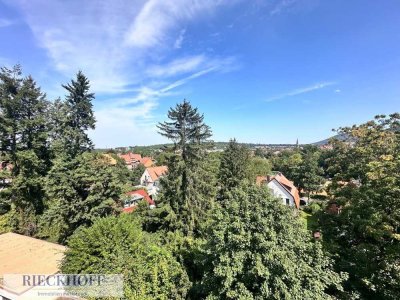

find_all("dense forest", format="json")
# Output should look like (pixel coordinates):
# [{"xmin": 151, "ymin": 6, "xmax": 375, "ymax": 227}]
[{"xmin": 0, "ymin": 66, "xmax": 399, "ymax": 299}]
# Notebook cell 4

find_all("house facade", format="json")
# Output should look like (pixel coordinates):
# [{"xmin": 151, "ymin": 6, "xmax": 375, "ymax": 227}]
[
  {"xmin": 256, "ymin": 172, "xmax": 300, "ymax": 208},
  {"xmin": 140, "ymin": 166, "xmax": 168, "ymax": 197}
]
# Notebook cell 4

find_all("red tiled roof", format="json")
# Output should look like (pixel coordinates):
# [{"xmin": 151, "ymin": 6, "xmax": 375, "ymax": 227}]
[
  {"xmin": 146, "ymin": 166, "xmax": 168, "ymax": 181},
  {"xmin": 123, "ymin": 189, "xmax": 154, "ymax": 213},
  {"xmin": 256, "ymin": 173, "xmax": 300, "ymax": 209},
  {"xmin": 140, "ymin": 157, "xmax": 153, "ymax": 167},
  {"xmin": 126, "ymin": 189, "xmax": 154, "ymax": 205},
  {"xmin": 119, "ymin": 153, "xmax": 142, "ymax": 164}
]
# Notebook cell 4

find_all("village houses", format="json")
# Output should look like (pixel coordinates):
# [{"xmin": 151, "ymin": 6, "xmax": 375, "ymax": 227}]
[{"xmin": 118, "ymin": 152, "xmax": 154, "ymax": 169}]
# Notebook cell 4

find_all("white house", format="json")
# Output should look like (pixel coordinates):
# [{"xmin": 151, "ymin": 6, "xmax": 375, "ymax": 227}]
[
  {"xmin": 140, "ymin": 166, "xmax": 168, "ymax": 197},
  {"xmin": 256, "ymin": 172, "xmax": 300, "ymax": 208}
]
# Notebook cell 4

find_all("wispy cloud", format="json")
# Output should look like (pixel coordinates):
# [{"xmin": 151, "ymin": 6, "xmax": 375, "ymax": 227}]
[
  {"xmin": 265, "ymin": 82, "xmax": 336, "ymax": 102},
  {"xmin": 270, "ymin": 0, "xmax": 297, "ymax": 16},
  {"xmin": 0, "ymin": 18, "xmax": 14, "ymax": 27},
  {"xmin": 93, "ymin": 66, "xmax": 222, "ymax": 147},
  {"xmin": 6, "ymin": 0, "xmax": 240, "ymax": 147},
  {"xmin": 125, "ymin": 0, "xmax": 236, "ymax": 48},
  {"xmin": 146, "ymin": 55, "xmax": 206, "ymax": 78},
  {"xmin": 174, "ymin": 29, "xmax": 186, "ymax": 49}
]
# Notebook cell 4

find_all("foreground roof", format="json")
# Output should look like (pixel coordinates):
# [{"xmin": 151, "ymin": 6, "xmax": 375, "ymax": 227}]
[{"xmin": 0, "ymin": 232, "xmax": 66, "ymax": 294}]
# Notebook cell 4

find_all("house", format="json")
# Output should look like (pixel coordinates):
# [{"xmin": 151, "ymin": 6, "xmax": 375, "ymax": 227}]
[
  {"xmin": 140, "ymin": 166, "xmax": 168, "ymax": 197},
  {"xmin": 118, "ymin": 152, "xmax": 142, "ymax": 169},
  {"xmin": 139, "ymin": 157, "xmax": 154, "ymax": 168},
  {"xmin": 123, "ymin": 189, "xmax": 155, "ymax": 213},
  {"xmin": 256, "ymin": 172, "xmax": 300, "ymax": 208},
  {"xmin": 0, "ymin": 232, "xmax": 66, "ymax": 300}
]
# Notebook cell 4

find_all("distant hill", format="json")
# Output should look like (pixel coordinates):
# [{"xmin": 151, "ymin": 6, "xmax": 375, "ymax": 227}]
[
  {"xmin": 97, "ymin": 135, "xmax": 351, "ymax": 152},
  {"xmin": 312, "ymin": 134, "xmax": 348, "ymax": 146}
]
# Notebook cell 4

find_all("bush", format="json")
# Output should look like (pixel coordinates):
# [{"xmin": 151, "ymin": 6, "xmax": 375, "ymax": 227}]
[{"xmin": 62, "ymin": 214, "xmax": 190, "ymax": 300}]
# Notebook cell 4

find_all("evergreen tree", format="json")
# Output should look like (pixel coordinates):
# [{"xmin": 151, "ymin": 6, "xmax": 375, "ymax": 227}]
[
  {"xmin": 61, "ymin": 71, "xmax": 96, "ymax": 158},
  {"xmin": 203, "ymin": 185, "xmax": 345, "ymax": 299},
  {"xmin": 218, "ymin": 139, "xmax": 250, "ymax": 199},
  {"xmin": 0, "ymin": 66, "xmax": 51, "ymax": 234},
  {"xmin": 39, "ymin": 152, "xmax": 128, "ymax": 243},
  {"xmin": 156, "ymin": 100, "xmax": 214, "ymax": 236}
]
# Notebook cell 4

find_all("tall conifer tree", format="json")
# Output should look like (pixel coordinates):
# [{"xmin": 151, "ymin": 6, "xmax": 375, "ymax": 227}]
[
  {"xmin": 61, "ymin": 71, "xmax": 95, "ymax": 158},
  {"xmin": 156, "ymin": 100, "xmax": 214, "ymax": 236}
]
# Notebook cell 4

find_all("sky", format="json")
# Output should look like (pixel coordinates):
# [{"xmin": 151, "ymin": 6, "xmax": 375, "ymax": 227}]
[{"xmin": 0, "ymin": 0, "xmax": 399, "ymax": 147}]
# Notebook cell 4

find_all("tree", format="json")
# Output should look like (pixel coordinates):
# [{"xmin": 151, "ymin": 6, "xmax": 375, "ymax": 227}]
[
  {"xmin": 202, "ymin": 185, "xmax": 345, "ymax": 299},
  {"xmin": 61, "ymin": 214, "xmax": 190, "ymax": 300},
  {"xmin": 0, "ymin": 66, "xmax": 51, "ymax": 234},
  {"xmin": 296, "ymin": 150, "xmax": 325, "ymax": 199},
  {"xmin": 130, "ymin": 164, "xmax": 145, "ymax": 185},
  {"xmin": 157, "ymin": 100, "xmax": 212, "ymax": 162},
  {"xmin": 271, "ymin": 150, "xmax": 302, "ymax": 183},
  {"xmin": 156, "ymin": 100, "xmax": 214, "ymax": 236},
  {"xmin": 39, "ymin": 152, "xmax": 128, "ymax": 243},
  {"xmin": 218, "ymin": 139, "xmax": 250, "ymax": 199},
  {"xmin": 246, "ymin": 156, "xmax": 272, "ymax": 183},
  {"xmin": 61, "ymin": 71, "xmax": 96, "ymax": 158},
  {"xmin": 321, "ymin": 114, "xmax": 400, "ymax": 299}
]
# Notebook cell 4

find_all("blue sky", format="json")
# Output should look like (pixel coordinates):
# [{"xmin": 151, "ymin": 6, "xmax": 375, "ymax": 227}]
[{"xmin": 1, "ymin": 0, "xmax": 399, "ymax": 147}]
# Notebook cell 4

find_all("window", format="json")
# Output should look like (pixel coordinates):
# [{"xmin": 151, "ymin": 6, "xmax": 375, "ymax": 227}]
[{"xmin": 285, "ymin": 198, "xmax": 290, "ymax": 205}]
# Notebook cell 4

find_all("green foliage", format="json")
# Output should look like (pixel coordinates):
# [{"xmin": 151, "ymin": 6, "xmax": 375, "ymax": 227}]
[
  {"xmin": 296, "ymin": 150, "xmax": 325, "ymax": 196},
  {"xmin": 270, "ymin": 150, "xmax": 303, "ymax": 182},
  {"xmin": 156, "ymin": 100, "xmax": 215, "ymax": 236},
  {"xmin": 218, "ymin": 139, "xmax": 250, "ymax": 198},
  {"xmin": 39, "ymin": 152, "xmax": 128, "ymax": 243},
  {"xmin": 320, "ymin": 114, "xmax": 400, "ymax": 299},
  {"xmin": 246, "ymin": 156, "xmax": 272, "ymax": 182},
  {"xmin": 0, "ymin": 65, "xmax": 51, "ymax": 234},
  {"xmin": 0, "ymin": 211, "xmax": 11, "ymax": 234},
  {"xmin": 62, "ymin": 214, "xmax": 190, "ymax": 300},
  {"xmin": 203, "ymin": 185, "xmax": 345, "ymax": 299},
  {"xmin": 59, "ymin": 71, "xmax": 96, "ymax": 158},
  {"xmin": 130, "ymin": 164, "xmax": 145, "ymax": 185}
]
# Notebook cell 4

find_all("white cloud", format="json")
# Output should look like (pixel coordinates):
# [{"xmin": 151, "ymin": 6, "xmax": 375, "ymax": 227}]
[
  {"xmin": 8, "ymin": 0, "xmax": 141, "ymax": 93},
  {"xmin": 6, "ymin": 0, "xmax": 240, "ymax": 147},
  {"xmin": 265, "ymin": 82, "xmax": 336, "ymax": 102},
  {"xmin": 174, "ymin": 29, "xmax": 186, "ymax": 49},
  {"xmin": 335, "ymin": 89, "xmax": 341, "ymax": 93},
  {"xmin": 146, "ymin": 55, "xmax": 206, "ymax": 77},
  {"xmin": 270, "ymin": 0, "xmax": 297, "ymax": 16},
  {"xmin": 0, "ymin": 18, "xmax": 14, "ymax": 27},
  {"xmin": 125, "ymin": 0, "xmax": 234, "ymax": 48}
]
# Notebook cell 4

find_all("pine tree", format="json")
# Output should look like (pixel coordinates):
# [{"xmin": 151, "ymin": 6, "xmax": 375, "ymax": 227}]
[
  {"xmin": 0, "ymin": 66, "xmax": 51, "ymax": 234},
  {"xmin": 156, "ymin": 100, "xmax": 214, "ymax": 236},
  {"xmin": 39, "ymin": 152, "xmax": 128, "ymax": 243},
  {"xmin": 61, "ymin": 71, "xmax": 96, "ymax": 158}
]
